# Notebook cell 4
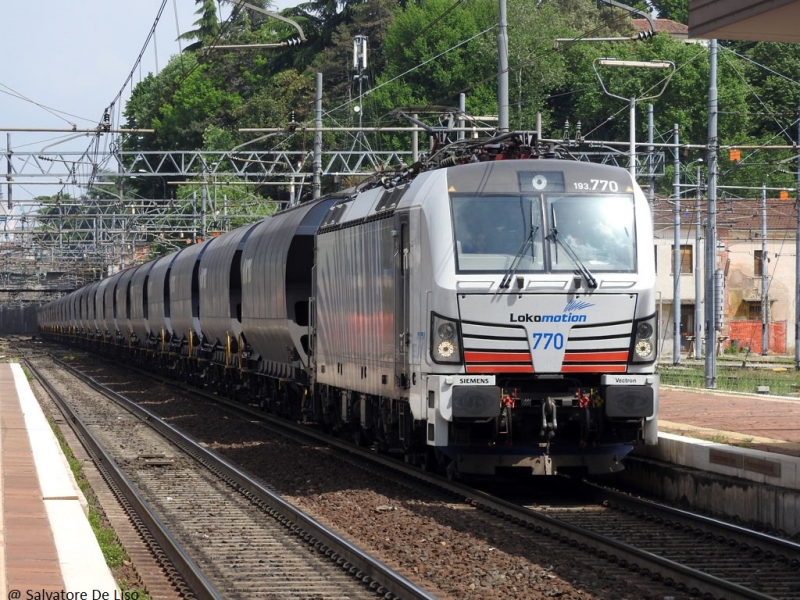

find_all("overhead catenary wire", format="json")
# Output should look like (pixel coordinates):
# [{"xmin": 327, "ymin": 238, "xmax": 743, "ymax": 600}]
[
  {"xmin": 67, "ymin": 2, "xmax": 248, "ymax": 201},
  {"xmin": 0, "ymin": 84, "xmax": 95, "ymax": 129},
  {"xmin": 719, "ymin": 49, "xmax": 797, "ymax": 145},
  {"xmin": 295, "ymin": 0, "xmax": 640, "ymax": 135},
  {"xmin": 106, "ymin": 0, "xmax": 171, "ymax": 111}
]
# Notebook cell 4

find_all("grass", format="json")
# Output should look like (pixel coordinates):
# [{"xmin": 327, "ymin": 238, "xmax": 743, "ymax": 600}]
[
  {"xmin": 46, "ymin": 415, "xmax": 151, "ymax": 600},
  {"xmin": 658, "ymin": 360, "xmax": 800, "ymax": 397}
]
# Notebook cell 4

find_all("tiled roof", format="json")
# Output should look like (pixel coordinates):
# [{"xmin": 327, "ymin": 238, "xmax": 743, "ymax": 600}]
[
  {"xmin": 632, "ymin": 18, "xmax": 689, "ymax": 36},
  {"xmin": 651, "ymin": 195, "xmax": 798, "ymax": 233}
]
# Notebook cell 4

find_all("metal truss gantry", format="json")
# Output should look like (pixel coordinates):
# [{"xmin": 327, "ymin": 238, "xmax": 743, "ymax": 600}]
[{"xmin": 2, "ymin": 141, "xmax": 665, "ymax": 298}]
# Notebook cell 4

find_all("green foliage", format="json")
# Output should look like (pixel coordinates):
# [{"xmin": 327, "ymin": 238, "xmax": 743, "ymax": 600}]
[
  {"xmin": 112, "ymin": 0, "xmax": 800, "ymax": 236},
  {"xmin": 370, "ymin": 0, "xmax": 497, "ymax": 117},
  {"xmin": 739, "ymin": 42, "xmax": 800, "ymax": 141},
  {"xmin": 651, "ymin": 0, "xmax": 689, "ymax": 24},
  {"xmin": 89, "ymin": 511, "xmax": 127, "ymax": 567},
  {"xmin": 179, "ymin": 0, "xmax": 221, "ymax": 51},
  {"xmin": 659, "ymin": 360, "xmax": 800, "ymax": 397},
  {"xmin": 511, "ymin": 0, "xmax": 637, "ymax": 132},
  {"xmin": 556, "ymin": 33, "xmax": 750, "ymax": 149},
  {"xmin": 231, "ymin": 69, "xmax": 314, "ymax": 131}
]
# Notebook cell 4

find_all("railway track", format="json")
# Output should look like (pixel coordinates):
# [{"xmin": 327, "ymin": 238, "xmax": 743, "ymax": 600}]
[
  {"xmin": 28, "ymin": 346, "xmax": 800, "ymax": 599},
  {"xmin": 25, "ymin": 353, "xmax": 435, "ymax": 600},
  {"xmin": 522, "ymin": 483, "xmax": 800, "ymax": 598}
]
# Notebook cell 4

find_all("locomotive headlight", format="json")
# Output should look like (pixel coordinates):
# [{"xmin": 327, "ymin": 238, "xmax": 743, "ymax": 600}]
[
  {"xmin": 634, "ymin": 339, "xmax": 653, "ymax": 358},
  {"xmin": 437, "ymin": 340, "xmax": 456, "ymax": 358},
  {"xmin": 438, "ymin": 322, "xmax": 456, "ymax": 340},
  {"xmin": 630, "ymin": 313, "xmax": 657, "ymax": 364},
  {"xmin": 636, "ymin": 322, "xmax": 653, "ymax": 338},
  {"xmin": 431, "ymin": 313, "xmax": 462, "ymax": 364}
]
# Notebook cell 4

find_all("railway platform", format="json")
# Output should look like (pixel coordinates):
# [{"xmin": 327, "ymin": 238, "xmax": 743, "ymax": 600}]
[
  {"xmin": 0, "ymin": 362, "xmax": 117, "ymax": 598},
  {"xmin": 621, "ymin": 385, "xmax": 800, "ymax": 536},
  {"xmin": 644, "ymin": 386, "xmax": 800, "ymax": 491}
]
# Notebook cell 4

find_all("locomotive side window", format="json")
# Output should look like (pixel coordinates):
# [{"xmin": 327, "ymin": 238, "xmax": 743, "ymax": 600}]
[
  {"xmin": 453, "ymin": 195, "xmax": 544, "ymax": 273},
  {"xmin": 547, "ymin": 194, "xmax": 636, "ymax": 272}
]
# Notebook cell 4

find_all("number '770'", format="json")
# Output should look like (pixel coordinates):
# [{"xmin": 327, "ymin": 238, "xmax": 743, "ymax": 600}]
[{"xmin": 532, "ymin": 332, "xmax": 564, "ymax": 350}]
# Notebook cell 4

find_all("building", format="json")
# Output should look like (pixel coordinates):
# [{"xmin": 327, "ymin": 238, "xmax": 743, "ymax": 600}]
[
  {"xmin": 689, "ymin": 0, "xmax": 800, "ymax": 43},
  {"xmin": 633, "ymin": 18, "xmax": 691, "ymax": 42},
  {"xmin": 652, "ymin": 194, "xmax": 798, "ymax": 358}
]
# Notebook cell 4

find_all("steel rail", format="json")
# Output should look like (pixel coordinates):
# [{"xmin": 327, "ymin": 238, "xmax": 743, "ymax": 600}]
[
  {"xmin": 581, "ymin": 479, "xmax": 800, "ymax": 564},
  {"xmin": 24, "ymin": 358, "xmax": 222, "ymax": 600},
  {"xmin": 178, "ymin": 382, "xmax": 779, "ymax": 599},
  {"xmin": 159, "ymin": 371, "xmax": 779, "ymax": 600},
  {"xmin": 47, "ymin": 346, "xmax": 783, "ymax": 599},
  {"xmin": 48, "ymin": 354, "xmax": 439, "ymax": 600}
]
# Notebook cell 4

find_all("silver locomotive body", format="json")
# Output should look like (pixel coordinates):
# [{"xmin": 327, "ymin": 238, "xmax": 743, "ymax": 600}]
[{"xmin": 312, "ymin": 159, "xmax": 658, "ymax": 475}]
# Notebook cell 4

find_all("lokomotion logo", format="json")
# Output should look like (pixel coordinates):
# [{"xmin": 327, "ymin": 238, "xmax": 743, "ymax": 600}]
[{"xmin": 509, "ymin": 299, "xmax": 595, "ymax": 323}]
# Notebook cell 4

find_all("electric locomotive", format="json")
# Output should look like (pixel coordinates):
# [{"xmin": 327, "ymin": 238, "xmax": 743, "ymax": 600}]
[{"xmin": 39, "ymin": 131, "xmax": 659, "ymax": 477}]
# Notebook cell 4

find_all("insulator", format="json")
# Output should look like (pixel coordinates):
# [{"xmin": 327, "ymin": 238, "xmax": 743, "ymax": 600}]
[
  {"xmin": 353, "ymin": 35, "xmax": 368, "ymax": 70},
  {"xmin": 715, "ymin": 269, "xmax": 725, "ymax": 331}
]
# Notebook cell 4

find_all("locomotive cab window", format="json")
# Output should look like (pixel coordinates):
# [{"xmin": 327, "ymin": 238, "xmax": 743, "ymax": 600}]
[
  {"xmin": 453, "ymin": 195, "xmax": 544, "ymax": 273},
  {"xmin": 547, "ymin": 194, "xmax": 636, "ymax": 273}
]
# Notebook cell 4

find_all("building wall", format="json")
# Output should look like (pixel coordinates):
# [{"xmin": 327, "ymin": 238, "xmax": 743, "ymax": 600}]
[
  {"xmin": 654, "ymin": 226, "xmax": 798, "ymax": 357},
  {"xmin": 724, "ymin": 240, "xmax": 794, "ymax": 323},
  {"xmin": 654, "ymin": 232, "xmax": 703, "ymax": 358}
]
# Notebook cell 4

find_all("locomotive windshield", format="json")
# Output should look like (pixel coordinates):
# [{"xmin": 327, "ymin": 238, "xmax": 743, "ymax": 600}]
[
  {"xmin": 453, "ymin": 193, "xmax": 636, "ymax": 273},
  {"xmin": 453, "ymin": 195, "xmax": 544, "ymax": 273},
  {"xmin": 547, "ymin": 194, "xmax": 636, "ymax": 272}
]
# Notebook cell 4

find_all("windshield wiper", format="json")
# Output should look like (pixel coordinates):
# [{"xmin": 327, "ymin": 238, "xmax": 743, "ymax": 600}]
[
  {"xmin": 499, "ymin": 225, "xmax": 538, "ymax": 289},
  {"xmin": 547, "ymin": 227, "xmax": 598, "ymax": 289}
]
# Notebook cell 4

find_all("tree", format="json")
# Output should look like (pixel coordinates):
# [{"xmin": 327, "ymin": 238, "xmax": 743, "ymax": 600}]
[
  {"xmin": 369, "ymin": 0, "xmax": 498, "ymax": 121},
  {"xmin": 601, "ymin": 0, "xmax": 689, "ymax": 24},
  {"xmin": 649, "ymin": 0, "xmax": 689, "ymax": 24},
  {"xmin": 507, "ymin": 0, "xmax": 635, "ymax": 132},
  {"xmin": 741, "ymin": 42, "xmax": 800, "ymax": 143},
  {"xmin": 556, "ymin": 32, "xmax": 749, "ymax": 146},
  {"xmin": 179, "ymin": 0, "xmax": 221, "ymax": 52}
]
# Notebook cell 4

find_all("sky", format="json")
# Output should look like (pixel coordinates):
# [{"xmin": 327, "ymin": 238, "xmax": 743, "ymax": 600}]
[{"xmin": 0, "ymin": 0, "xmax": 297, "ymax": 207}]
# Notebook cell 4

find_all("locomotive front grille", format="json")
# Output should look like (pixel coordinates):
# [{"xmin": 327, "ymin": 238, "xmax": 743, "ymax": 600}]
[
  {"xmin": 563, "ymin": 319, "xmax": 632, "ymax": 373},
  {"xmin": 461, "ymin": 321, "xmax": 532, "ymax": 373},
  {"xmin": 460, "ymin": 319, "xmax": 632, "ymax": 374}
]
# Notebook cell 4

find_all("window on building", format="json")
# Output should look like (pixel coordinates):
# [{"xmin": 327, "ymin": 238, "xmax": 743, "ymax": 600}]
[
  {"xmin": 754, "ymin": 250, "xmax": 763, "ymax": 277},
  {"xmin": 671, "ymin": 244, "xmax": 693, "ymax": 274},
  {"xmin": 748, "ymin": 301, "xmax": 761, "ymax": 320}
]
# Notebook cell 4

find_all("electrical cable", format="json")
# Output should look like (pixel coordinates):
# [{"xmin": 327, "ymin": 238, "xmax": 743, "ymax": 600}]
[
  {"xmin": 106, "ymin": 0, "xmax": 171, "ymax": 111},
  {"xmin": 719, "ymin": 50, "xmax": 796, "ymax": 144},
  {"xmin": 0, "ymin": 84, "xmax": 93, "ymax": 128},
  {"xmin": 409, "ymin": 0, "xmax": 469, "ymax": 46}
]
